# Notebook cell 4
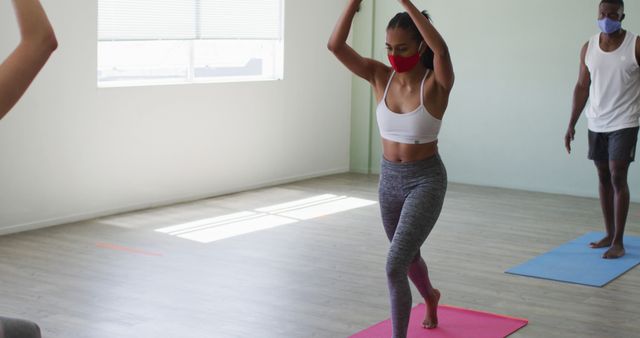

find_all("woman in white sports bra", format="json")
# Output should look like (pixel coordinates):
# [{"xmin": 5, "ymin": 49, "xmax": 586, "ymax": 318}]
[{"xmin": 328, "ymin": 1, "xmax": 453, "ymax": 337}]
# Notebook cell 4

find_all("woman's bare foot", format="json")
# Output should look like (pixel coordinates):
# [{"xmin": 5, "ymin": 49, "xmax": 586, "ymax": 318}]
[
  {"xmin": 422, "ymin": 289, "xmax": 440, "ymax": 329},
  {"xmin": 589, "ymin": 236, "xmax": 612, "ymax": 248},
  {"xmin": 603, "ymin": 244, "xmax": 625, "ymax": 259}
]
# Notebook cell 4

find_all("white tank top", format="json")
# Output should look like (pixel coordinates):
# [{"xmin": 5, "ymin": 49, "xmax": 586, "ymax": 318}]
[
  {"xmin": 585, "ymin": 31, "xmax": 640, "ymax": 133},
  {"xmin": 376, "ymin": 71, "xmax": 442, "ymax": 144}
]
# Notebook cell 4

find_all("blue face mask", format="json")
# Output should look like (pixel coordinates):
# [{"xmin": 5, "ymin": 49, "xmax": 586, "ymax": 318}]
[{"xmin": 598, "ymin": 18, "xmax": 622, "ymax": 34}]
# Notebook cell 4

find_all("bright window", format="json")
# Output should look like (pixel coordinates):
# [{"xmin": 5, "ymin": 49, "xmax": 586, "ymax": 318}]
[{"xmin": 97, "ymin": 0, "xmax": 284, "ymax": 87}]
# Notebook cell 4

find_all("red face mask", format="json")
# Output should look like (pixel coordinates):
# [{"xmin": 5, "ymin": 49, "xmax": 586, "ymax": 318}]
[
  {"xmin": 388, "ymin": 42, "xmax": 423, "ymax": 73},
  {"xmin": 388, "ymin": 53, "xmax": 420, "ymax": 73}
]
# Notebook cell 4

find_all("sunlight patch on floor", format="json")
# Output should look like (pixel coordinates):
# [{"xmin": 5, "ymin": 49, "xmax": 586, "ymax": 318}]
[{"xmin": 155, "ymin": 194, "xmax": 377, "ymax": 243}]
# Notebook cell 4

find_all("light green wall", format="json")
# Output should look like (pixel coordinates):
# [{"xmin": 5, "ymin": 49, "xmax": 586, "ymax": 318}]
[
  {"xmin": 351, "ymin": 0, "xmax": 640, "ymax": 201},
  {"xmin": 350, "ymin": 1, "xmax": 376, "ymax": 173}
]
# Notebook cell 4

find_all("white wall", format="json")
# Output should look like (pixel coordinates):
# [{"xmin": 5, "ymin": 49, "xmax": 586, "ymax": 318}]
[
  {"xmin": 0, "ymin": 0, "xmax": 352, "ymax": 234},
  {"xmin": 353, "ymin": 0, "xmax": 640, "ymax": 201}
]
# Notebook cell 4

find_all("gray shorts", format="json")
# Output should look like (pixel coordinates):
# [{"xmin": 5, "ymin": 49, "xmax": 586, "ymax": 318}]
[{"xmin": 588, "ymin": 127, "xmax": 639, "ymax": 163}]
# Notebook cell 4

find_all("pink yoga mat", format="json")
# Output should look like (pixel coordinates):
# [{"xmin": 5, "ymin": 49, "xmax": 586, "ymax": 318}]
[{"xmin": 350, "ymin": 304, "xmax": 528, "ymax": 338}]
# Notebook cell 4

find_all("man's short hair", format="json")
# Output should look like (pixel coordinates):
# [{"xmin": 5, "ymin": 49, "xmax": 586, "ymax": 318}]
[{"xmin": 601, "ymin": 0, "xmax": 624, "ymax": 9}]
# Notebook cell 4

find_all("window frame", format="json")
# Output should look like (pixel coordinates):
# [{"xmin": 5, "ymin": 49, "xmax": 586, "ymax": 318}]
[{"xmin": 97, "ymin": 0, "xmax": 285, "ymax": 88}]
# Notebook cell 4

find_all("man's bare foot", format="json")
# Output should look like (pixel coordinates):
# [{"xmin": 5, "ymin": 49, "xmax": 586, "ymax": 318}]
[
  {"xmin": 603, "ymin": 244, "xmax": 626, "ymax": 259},
  {"xmin": 422, "ymin": 289, "xmax": 440, "ymax": 329},
  {"xmin": 589, "ymin": 236, "xmax": 612, "ymax": 248}
]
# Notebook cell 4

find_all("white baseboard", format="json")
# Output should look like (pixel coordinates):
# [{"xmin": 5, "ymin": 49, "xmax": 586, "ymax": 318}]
[{"xmin": 0, "ymin": 167, "xmax": 349, "ymax": 236}]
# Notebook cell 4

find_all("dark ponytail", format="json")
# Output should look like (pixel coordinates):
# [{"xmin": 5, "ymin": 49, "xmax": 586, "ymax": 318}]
[{"xmin": 387, "ymin": 11, "xmax": 434, "ymax": 70}]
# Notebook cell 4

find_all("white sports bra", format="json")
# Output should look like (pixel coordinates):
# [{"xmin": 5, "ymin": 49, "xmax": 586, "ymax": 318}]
[{"xmin": 376, "ymin": 70, "xmax": 442, "ymax": 144}]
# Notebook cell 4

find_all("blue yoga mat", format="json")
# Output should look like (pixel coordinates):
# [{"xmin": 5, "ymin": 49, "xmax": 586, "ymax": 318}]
[{"xmin": 506, "ymin": 232, "xmax": 640, "ymax": 287}]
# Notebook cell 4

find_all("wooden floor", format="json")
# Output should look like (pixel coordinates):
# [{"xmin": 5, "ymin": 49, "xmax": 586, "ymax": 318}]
[{"xmin": 1, "ymin": 173, "xmax": 639, "ymax": 338}]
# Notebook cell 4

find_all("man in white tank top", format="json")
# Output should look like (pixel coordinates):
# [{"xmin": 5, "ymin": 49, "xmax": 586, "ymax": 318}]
[{"xmin": 565, "ymin": 0, "xmax": 640, "ymax": 259}]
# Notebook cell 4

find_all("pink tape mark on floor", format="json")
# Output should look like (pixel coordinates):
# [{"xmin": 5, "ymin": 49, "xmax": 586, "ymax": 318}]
[{"xmin": 96, "ymin": 242, "xmax": 163, "ymax": 257}]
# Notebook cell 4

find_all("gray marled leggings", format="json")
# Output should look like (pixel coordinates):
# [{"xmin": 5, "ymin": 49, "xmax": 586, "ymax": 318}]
[{"xmin": 378, "ymin": 154, "xmax": 447, "ymax": 338}]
